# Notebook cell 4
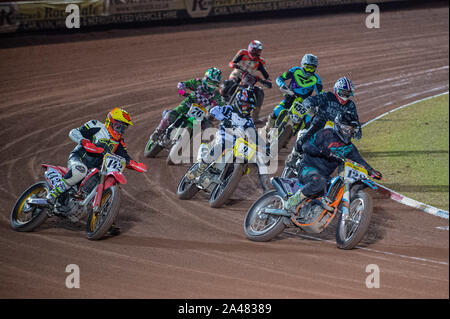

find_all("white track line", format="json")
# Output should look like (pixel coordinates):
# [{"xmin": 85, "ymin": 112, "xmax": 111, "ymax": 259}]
[
  {"xmin": 286, "ymin": 232, "xmax": 449, "ymax": 266},
  {"xmin": 361, "ymin": 91, "xmax": 449, "ymax": 220}
]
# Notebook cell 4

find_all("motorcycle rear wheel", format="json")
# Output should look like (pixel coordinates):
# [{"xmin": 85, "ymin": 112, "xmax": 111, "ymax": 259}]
[
  {"xmin": 86, "ymin": 185, "xmax": 121, "ymax": 240},
  {"xmin": 10, "ymin": 181, "xmax": 49, "ymax": 232},
  {"xmin": 335, "ymin": 189, "xmax": 373, "ymax": 249},
  {"xmin": 244, "ymin": 190, "xmax": 286, "ymax": 242}
]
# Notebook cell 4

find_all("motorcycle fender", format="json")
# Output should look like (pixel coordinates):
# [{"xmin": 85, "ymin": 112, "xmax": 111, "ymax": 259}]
[
  {"xmin": 104, "ymin": 172, "xmax": 127, "ymax": 190},
  {"xmin": 361, "ymin": 179, "xmax": 378, "ymax": 190}
]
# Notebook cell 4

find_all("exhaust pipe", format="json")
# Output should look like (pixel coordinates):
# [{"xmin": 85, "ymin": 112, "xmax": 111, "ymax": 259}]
[{"xmin": 27, "ymin": 198, "xmax": 49, "ymax": 206}]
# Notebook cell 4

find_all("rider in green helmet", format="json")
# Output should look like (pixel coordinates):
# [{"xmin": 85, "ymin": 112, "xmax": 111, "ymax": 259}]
[{"xmin": 149, "ymin": 67, "xmax": 225, "ymax": 141}]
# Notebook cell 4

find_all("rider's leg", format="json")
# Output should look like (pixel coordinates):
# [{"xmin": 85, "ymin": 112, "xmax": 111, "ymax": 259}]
[
  {"xmin": 264, "ymin": 102, "xmax": 285, "ymax": 133},
  {"xmin": 284, "ymin": 167, "xmax": 326, "ymax": 211},
  {"xmin": 46, "ymin": 156, "xmax": 88, "ymax": 204},
  {"xmin": 252, "ymin": 87, "xmax": 264, "ymax": 123},
  {"xmin": 150, "ymin": 100, "xmax": 189, "ymax": 140}
]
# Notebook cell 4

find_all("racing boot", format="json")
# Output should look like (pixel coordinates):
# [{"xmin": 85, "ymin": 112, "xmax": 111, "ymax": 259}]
[
  {"xmin": 186, "ymin": 160, "xmax": 208, "ymax": 181},
  {"xmin": 263, "ymin": 116, "xmax": 276, "ymax": 138},
  {"xmin": 46, "ymin": 179, "xmax": 69, "ymax": 205},
  {"xmin": 284, "ymin": 189, "xmax": 307, "ymax": 212},
  {"xmin": 285, "ymin": 149, "xmax": 301, "ymax": 169}
]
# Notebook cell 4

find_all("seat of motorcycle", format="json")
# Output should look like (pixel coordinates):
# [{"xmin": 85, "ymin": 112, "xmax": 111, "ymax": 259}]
[{"xmin": 41, "ymin": 164, "xmax": 69, "ymax": 176}]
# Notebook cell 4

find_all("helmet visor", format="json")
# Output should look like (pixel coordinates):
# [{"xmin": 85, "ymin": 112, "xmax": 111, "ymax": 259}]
[
  {"xmin": 303, "ymin": 64, "xmax": 316, "ymax": 73},
  {"xmin": 112, "ymin": 121, "xmax": 129, "ymax": 134},
  {"xmin": 251, "ymin": 48, "xmax": 262, "ymax": 56},
  {"xmin": 205, "ymin": 78, "xmax": 219, "ymax": 90},
  {"xmin": 339, "ymin": 123, "xmax": 355, "ymax": 136},
  {"xmin": 338, "ymin": 89, "xmax": 354, "ymax": 99}
]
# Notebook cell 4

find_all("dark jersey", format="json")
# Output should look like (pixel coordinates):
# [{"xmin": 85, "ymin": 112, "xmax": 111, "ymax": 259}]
[
  {"xmin": 295, "ymin": 91, "xmax": 360, "ymax": 152},
  {"xmin": 301, "ymin": 128, "xmax": 373, "ymax": 177}
]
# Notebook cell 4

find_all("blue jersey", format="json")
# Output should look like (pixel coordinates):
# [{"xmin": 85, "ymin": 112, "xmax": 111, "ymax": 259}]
[{"xmin": 276, "ymin": 67, "xmax": 323, "ymax": 99}]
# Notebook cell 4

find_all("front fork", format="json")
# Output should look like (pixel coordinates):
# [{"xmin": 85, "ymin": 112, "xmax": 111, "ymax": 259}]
[
  {"xmin": 340, "ymin": 182, "xmax": 351, "ymax": 221},
  {"xmin": 92, "ymin": 175, "xmax": 105, "ymax": 213}
]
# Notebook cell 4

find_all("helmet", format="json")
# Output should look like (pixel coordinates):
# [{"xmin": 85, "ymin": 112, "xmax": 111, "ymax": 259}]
[
  {"xmin": 301, "ymin": 54, "xmax": 318, "ymax": 77},
  {"xmin": 235, "ymin": 88, "xmax": 256, "ymax": 117},
  {"xmin": 334, "ymin": 111, "xmax": 359, "ymax": 144},
  {"xmin": 334, "ymin": 77, "xmax": 354, "ymax": 104},
  {"xmin": 105, "ymin": 107, "xmax": 133, "ymax": 141},
  {"xmin": 248, "ymin": 40, "xmax": 263, "ymax": 58},
  {"xmin": 202, "ymin": 67, "xmax": 222, "ymax": 93}
]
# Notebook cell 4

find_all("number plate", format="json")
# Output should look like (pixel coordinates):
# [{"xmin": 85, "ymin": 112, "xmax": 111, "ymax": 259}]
[
  {"xmin": 102, "ymin": 153, "xmax": 126, "ymax": 173},
  {"xmin": 344, "ymin": 162, "xmax": 368, "ymax": 182},
  {"xmin": 233, "ymin": 138, "xmax": 257, "ymax": 160},
  {"xmin": 290, "ymin": 102, "xmax": 308, "ymax": 124},
  {"xmin": 187, "ymin": 103, "xmax": 207, "ymax": 121},
  {"xmin": 324, "ymin": 121, "xmax": 335, "ymax": 128}
]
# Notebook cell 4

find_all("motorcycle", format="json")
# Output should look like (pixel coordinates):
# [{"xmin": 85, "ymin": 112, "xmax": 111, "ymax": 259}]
[
  {"xmin": 144, "ymin": 95, "xmax": 214, "ymax": 165},
  {"xmin": 244, "ymin": 157, "xmax": 379, "ymax": 249},
  {"xmin": 267, "ymin": 86, "xmax": 312, "ymax": 152},
  {"xmin": 10, "ymin": 152, "xmax": 147, "ymax": 240},
  {"xmin": 222, "ymin": 69, "xmax": 272, "ymax": 123},
  {"xmin": 177, "ymin": 129, "xmax": 262, "ymax": 208}
]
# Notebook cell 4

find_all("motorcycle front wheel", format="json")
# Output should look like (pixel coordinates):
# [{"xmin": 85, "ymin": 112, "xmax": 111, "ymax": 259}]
[
  {"xmin": 209, "ymin": 163, "xmax": 243, "ymax": 208},
  {"xmin": 86, "ymin": 185, "xmax": 121, "ymax": 240},
  {"xmin": 144, "ymin": 137, "xmax": 163, "ymax": 158},
  {"xmin": 177, "ymin": 163, "xmax": 200, "ymax": 200},
  {"xmin": 10, "ymin": 181, "xmax": 50, "ymax": 232},
  {"xmin": 244, "ymin": 190, "xmax": 286, "ymax": 242},
  {"xmin": 335, "ymin": 188, "xmax": 373, "ymax": 249}
]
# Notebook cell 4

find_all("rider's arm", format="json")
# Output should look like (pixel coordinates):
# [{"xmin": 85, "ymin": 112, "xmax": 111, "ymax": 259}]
[
  {"xmin": 210, "ymin": 104, "xmax": 232, "ymax": 121},
  {"xmin": 295, "ymin": 113, "xmax": 326, "ymax": 152},
  {"xmin": 315, "ymin": 74, "xmax": 324, "ymax": 94},
  {"xmin": 276, "ymin": 68, "xmax": 295, "ymax": 88},
  {"xmin": 347, "ymin": 144, "xmax": 374, "ymax": 173},
  {"xmin": 302, "ymin": 129, "xmax": 333, "ymax": 158},
  {"xmin": 69, "ymin": 120, "xmax": 99, "ymax": 143},
  {"xmin": 115, "ymin": 140, "xmax": 131, "ymax": 165},
  {"xmin": 257, "ymin": 59, "xmax": 270, "ymax": 80},
  {"xmin": 229, "ymin": 49, "xmax": 245, "ymax": 69},
  {"xmin": 212, "ymin": 91, "xmax": 225, "ymax": 107},
  {"xmin": 179, "ymin": 78, "xmax": 201, "ymax": 92}
]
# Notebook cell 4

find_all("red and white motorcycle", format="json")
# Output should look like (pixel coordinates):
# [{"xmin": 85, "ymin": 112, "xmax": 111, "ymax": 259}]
[{"xmin": 10, "ymin": 145, "xmax": 147, "ymax": 240}]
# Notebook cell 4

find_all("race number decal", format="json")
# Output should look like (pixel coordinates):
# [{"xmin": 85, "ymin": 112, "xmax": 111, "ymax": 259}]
[
  {"xmin": 187, "ymin": 103, "xmax": 207, "ymax": 121},
  {"xmin": 293, "ymin": 102, "xmax": 308, "ymax": 115},
  {"xmin": 234, "ymin": 138, "xmax": 257, "ymax": 161},
  {"xmin": 103, "ymin": 154, "xmax": 126, "ymax": 173},
  {"xmin": 344, "ymin": 162, "xmax": 368, "ymax": 182}
]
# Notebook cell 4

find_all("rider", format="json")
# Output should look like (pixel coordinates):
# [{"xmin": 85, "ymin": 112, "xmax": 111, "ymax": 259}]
[
  {"xmin": 46, "ymin": 108, "xmax": 147, "ymax": 233},
  {"xmin": 221, "ymin": 40, "xmax": 271, "ymax": 123},
  {"xmin": 149, "ymin": 67, "xmax": 225, "ymax": 141},
  {"xmin": 186, "ymin": 87, "xmax": 272, "ymax": 192},
  {"xmin": 264, "ymin": 53, "xmax": 323, "ymax": 133},
  {"xmin": 285, "ymin": 76, "xmax": 362, "ymax": 169},
  {"xmin": 284, "ymin": 111, "xmax": 382, "ymax": 210}
]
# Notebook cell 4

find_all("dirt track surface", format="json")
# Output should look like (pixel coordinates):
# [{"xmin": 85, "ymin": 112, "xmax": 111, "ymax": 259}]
[{"xmin": 0, "ymin": 5, "xmax": 448, "ymax": 299}]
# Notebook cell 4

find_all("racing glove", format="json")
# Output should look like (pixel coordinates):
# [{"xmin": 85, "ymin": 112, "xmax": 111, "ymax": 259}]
[
  {"xmin": 369, "ymin": 169, "xmax": 383, "ymax": 180},
  {"xmin": 127, "ymin": 160, "xmax": 148, "ymax": 173},
  {"xmin": 81, "ymin": 139, "xmax": 104, "ymax": 154}
]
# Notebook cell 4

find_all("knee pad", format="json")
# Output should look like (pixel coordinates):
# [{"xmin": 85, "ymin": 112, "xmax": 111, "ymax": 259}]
[
  {"xmin": 64, "ymin": 160, "xmax": 88, "ymax": 186},
  {"xmin": 273, "ymin": 104, "xmax": 286, "ymax": 118}
]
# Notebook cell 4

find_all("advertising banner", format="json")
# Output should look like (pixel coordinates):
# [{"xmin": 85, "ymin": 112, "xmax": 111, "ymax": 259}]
[{"xmin": 1, "ymin": 0, "xmax": 106, "ymax": 32}]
